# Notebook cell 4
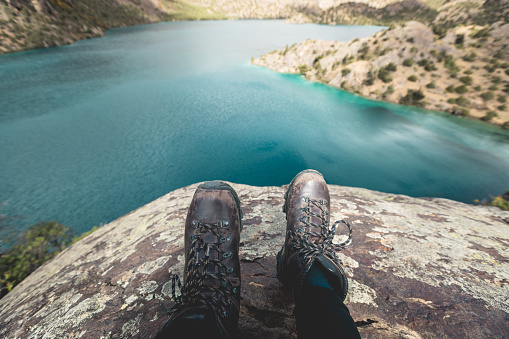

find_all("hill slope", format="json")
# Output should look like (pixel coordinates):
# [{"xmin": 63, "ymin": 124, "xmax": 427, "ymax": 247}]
[{"xmin": 254, "ymin": 8, "xmax": 509, "ymax": 127}]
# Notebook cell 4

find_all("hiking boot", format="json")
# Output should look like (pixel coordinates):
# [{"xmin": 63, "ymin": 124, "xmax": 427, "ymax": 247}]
[
  {"xmin": 276, "ymin": 170, "xmax": 352, "ymax": 300},
  {"xmin": 165, "ymin": 181, "xmax": 243, "ymax": 338}
]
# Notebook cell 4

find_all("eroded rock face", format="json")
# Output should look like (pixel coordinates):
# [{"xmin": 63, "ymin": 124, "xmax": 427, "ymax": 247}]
[{"xmin": 0, "ymin": 183, "xmax": 508, "ymax": 338}]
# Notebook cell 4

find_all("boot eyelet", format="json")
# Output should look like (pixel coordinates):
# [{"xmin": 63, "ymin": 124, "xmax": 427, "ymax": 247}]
[
  {"xmin": 220, "ymin": 236, "xmax": 231, "ymax": 243},
  {"xmin": 222, "ymin": 252, "xmax": 232, "ymax": 259},
  {"xmin": 226, "ymin": 267, "xmax": 234, "ymax": 274}
]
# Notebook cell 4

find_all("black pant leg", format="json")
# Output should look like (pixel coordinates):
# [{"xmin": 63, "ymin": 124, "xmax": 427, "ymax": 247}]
[{"xmin": 294, "ymin": 286, "xmax": 361, "ymax": 339}]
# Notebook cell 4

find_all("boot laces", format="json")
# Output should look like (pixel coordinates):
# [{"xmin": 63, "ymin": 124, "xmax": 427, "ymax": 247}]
[
  {"xmin": 288, "ymin": 197, "xmax": 352, "ymax": 262},
  {"xmin": 168, "ymin": 220, "xmax": 237, "ymax": 320}
]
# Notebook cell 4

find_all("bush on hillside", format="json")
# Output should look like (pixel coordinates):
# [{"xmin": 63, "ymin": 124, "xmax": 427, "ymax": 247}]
[
  {"xmin": 481, "ymin": 91, "xmax": 495, "ymax": 101},
  {"xmin": 403, "ymin": 58, "xmax": 414, "ymax": 67},
  {"xmin": 462, "ymin": 52, "xmax": 477, "ymax": 62},
  {"xmin": 0, "ymin": 221, "xmax": 71, "ymax": 298},
  {"xmin": 455, "ymin": 85, "xmax": 468, "ymax": 94},
  {"xmin": 456, "ymin": 96, "xmax": 470, "ymax": 107},
  {"xmin": 400, "ymin": 89, "xmax": 425, "ymax": 107},
  {"xmin": 459, "ymin": 76, "xmax": 473, "ymax": 85},
  {"xmin": 0, "ymin": 221, "xmax": 99, "ymax": 299},
  {"xmin": 481, "ymin": 111, "xmax": 498, "ymax": 121}
]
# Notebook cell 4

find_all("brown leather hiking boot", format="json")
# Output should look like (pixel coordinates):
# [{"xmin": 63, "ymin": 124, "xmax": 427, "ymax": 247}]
[
  {"xmin": 276, "ymin": 170, "xmax": 352, "ymax": 300},
  {"xmin": 165, "ymin": 181, "xmax": 243, "ymax": 338}
]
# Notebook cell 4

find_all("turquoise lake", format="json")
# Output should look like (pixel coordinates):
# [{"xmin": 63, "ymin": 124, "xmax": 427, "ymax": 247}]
[{"xmin": 1, "ymin": 20, "xmax": 509, "ymax": 238}]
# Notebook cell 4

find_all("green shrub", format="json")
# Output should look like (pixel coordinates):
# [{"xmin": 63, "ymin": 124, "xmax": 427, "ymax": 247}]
[
  {"xmin": 455, "ymin": 85, "xmax": 468, "ymax": 94},
  {"xmin": 446, "ymin": 85, "xmax": 455, "ymax": 93},
  {"xmin": 342, "ymin": 68, "xmax": 351, "ymax": 76},
  {"xmin": 481, "ymin": 91, "xmax": 495, "ymax": 101},
  {"xmin": 484, "ymin": 64, "xmax": 498, "ymax": 73},
  {"xmin": 492, "ymin": 76, "xmax": 502, "ymax": 84},
  {"xmin": 457, "ymin": 107, "xmax": 470, "ymax": 116},
  {"xmin": 447, "ymin": 98, "xmax": 456, "ymax": 104},
  {"xmin": 408, "ymin": 75, "xmax": 418, "ymax": 82},
  {"xmin": 455, "ymin": 34, "xmax": 464, "ymax": 46},
  {"xmin": 464, "ymin": 70, "xmax": 473, "ymax": 75},
  {"xmin": 426, "ymin": 82, "xmax": 436, "ymax": 89},
  {"xmin": 462, "ymin": 52, "xmax": 477, "ymax": 62},
  {"xmin": 506, "ymin": 69, "xmax": 509, "ymax": 76},
  {"xmin": 400, "ymin": 89, "xmax": 425, "ymax": 107},
  {"xmin": 481, "ymin": 111, "xmax": 498, "ymax": 121},
  {"xmin": 364, "ymin": 71, "xmax": 375, "ymax": 86},
  {"xmin": 472, "ymin": 26, "xmax": 491, "ymax": 38},
  {"xmin": 343, "ymin": 55, "xmax": 355, "ymax": 65},
  {"xmin": 459, "ymin": 76, "xmax": 473, "ymax": 85},
  {"xmin": 403, "ymin": 58, "xmax": 414, "ymax": 67},
  {"xmin": 498, "ymin": 95, "xmax": 507, "ymax": 103},
  {"xmin": 456, "ymin": 96, "xmax": 470, "ymax": 107},
  {"xmin": 499, "ymin": 104, "xmax": 507, "ymax": 111},
  {"xmin": 432, "ymin": 24, "xmax": 447, "ymax": 39},
  {"xmin": 489, "ymin": 85, "xmax": 499, "ymax": 91},
  {"xmin": 382, "ymin": 85, "xmax": 394, "ymax": 98},
  {"xmin": 385, "ymin": 63, "xmax": 397, "ymax": 72},
  {"xmin": 298, "ymin": 64, "xmax": 309, "ymax": 74},
  {"xmin": 494, "ymin": 50, "xmax": 504, "ymax": 59},
  {"xmin": 444, "ymin": 55, "xmax": 460, "ymax": 75},
  {"xmin": 500, "ymin": 63, "xmax": 509, "ymax": 69},
  {"xmin": 425, "ymin": 62, "xmax": 437, "ymax": 72},
  {"xmin": 503, "ymin": 122, "xmax": 509, "ymax": 130},
  {"xmin": 378, "ymin": 66, "xmax": 394, "ymax": 83},
  {"xmin": 474, "ymin": 85, "xmax": 482, "ymax": 91},
  {"xmin": 313, "ymin": 54, "xmax": 324, "ymax": 66},
  {"xmin": 1, "ymin": 221, "xmax": 71, "ymax": 297}
]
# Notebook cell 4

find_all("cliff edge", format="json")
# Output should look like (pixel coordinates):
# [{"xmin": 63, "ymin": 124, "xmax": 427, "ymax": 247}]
[{"xmin": 0, "ymin": 183, "xmax": 508, "ymax": 338}]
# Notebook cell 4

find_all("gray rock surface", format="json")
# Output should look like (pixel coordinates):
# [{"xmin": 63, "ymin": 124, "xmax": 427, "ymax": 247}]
[{"xmin": 1, "ymin": 183, "xmax": 508, "ymax": 338}]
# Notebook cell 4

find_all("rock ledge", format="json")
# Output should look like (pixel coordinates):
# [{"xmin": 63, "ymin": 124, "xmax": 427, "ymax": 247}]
[{"xmin": 0, "ymin": 183, "xmax": 508, "ymax": 338}]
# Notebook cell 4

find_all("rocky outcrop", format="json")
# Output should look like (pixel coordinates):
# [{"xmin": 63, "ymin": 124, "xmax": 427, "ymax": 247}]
[
  {"xmin": 0, "ymin": 182, "xmax": 508, "ymax": 338},
  {"xmin": 253, "ymin": 20, "xmax": 509, "ymax": 127},
  {"xmin": 0, "ymin": 0, "xmax": 170, "ymax": 54},
  {"xmin": 306, "ymin": 0, "xmax": 438, "ymax": 26}
]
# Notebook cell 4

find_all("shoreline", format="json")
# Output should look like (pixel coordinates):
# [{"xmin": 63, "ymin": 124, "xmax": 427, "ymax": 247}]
[{"xmin": 252, "ymin": 21, "xmax": 509, "ymax": 129}]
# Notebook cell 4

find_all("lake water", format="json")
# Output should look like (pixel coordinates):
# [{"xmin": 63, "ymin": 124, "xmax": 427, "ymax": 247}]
[{"xmin": 1, "ymin": 20, "xmax": 509, "ymax": 238}]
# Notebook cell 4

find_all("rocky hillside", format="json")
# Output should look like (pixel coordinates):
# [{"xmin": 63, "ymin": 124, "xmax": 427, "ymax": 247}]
[
  {"xmin": 253, "ymin": 20, "xmax": 509, "ymax": 127},
  {"xmin": 0, "ymin": 0, "xmax": 229, "ymax": 54},
  {"xmin": 0, "ymin": 0, "xmax": 460, "ymax": 55},
  {"xmin": 289, "ymin": 0, "xmax": 440, "ymax": 25},
  {"xmin": 0, "ymin": 182, "xmax": 508, "ymax": 338}
]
